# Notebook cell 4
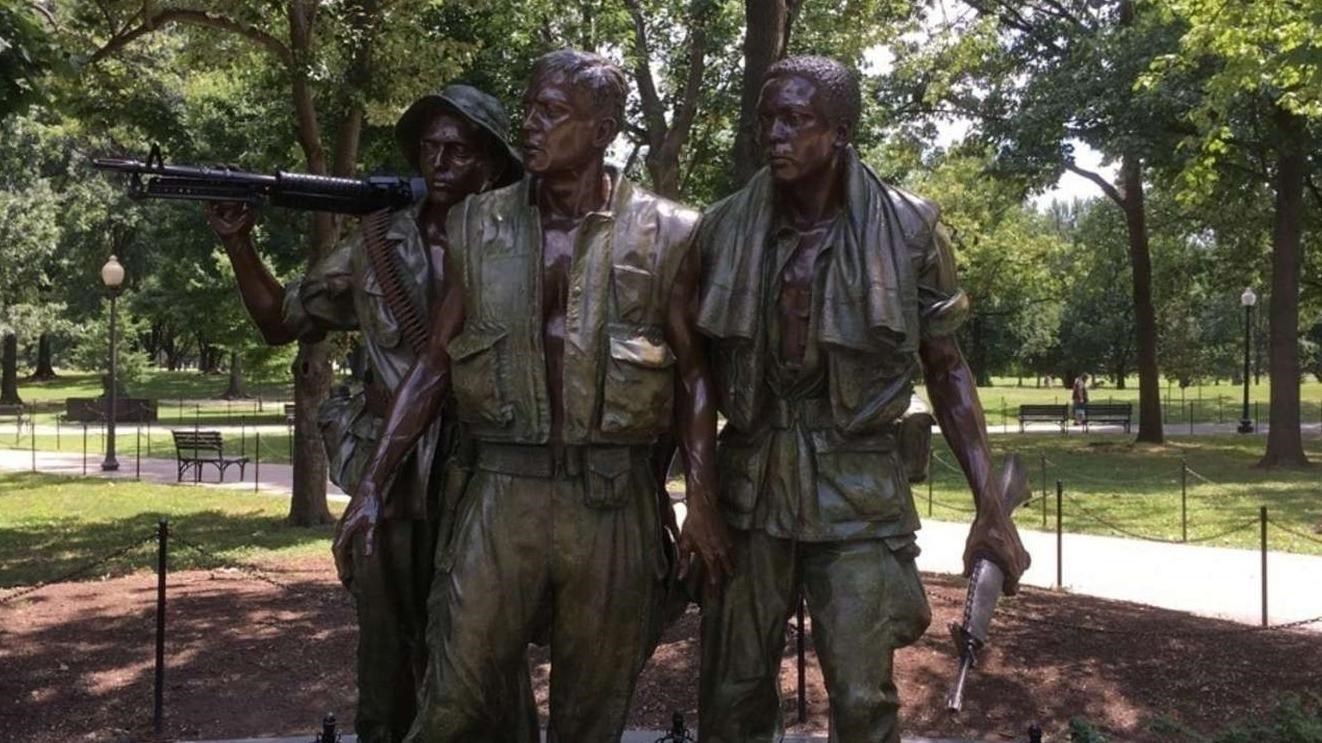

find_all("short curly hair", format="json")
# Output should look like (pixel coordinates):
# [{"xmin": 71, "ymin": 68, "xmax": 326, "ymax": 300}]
[
  {"xmin": 764, "ymin": 55, "xmax": 861, "ymax": 134},
  {"xmin": 529, "ymin": 49, "xmax": 628, "ymax": 128}
]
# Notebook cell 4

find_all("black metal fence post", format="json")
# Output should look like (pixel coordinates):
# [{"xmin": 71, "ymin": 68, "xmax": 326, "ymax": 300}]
[
  {"xmin": 796, "ymin": 596, "xmax": 807, "ymax": 723},
  {"xmin": 154, "ymin": 518, "xmax": 169, "ymax": 735},
  {"xmin": 254, "ymin": 431, "xmax": 260, "ymax": 493},
  {"xmin": 82, "ymin": 424, "xmax": 88, "ymax": 475},
  {"xmin": 1055, "ymin": 480, "xmax": 1063, "ymax": 590},
  {"xmin": 1260, "ymin": 506, "xmax": 1268, "ymax": 628},
  {"xmin": 1040, "ymin": 454, "xmax": 1047, "ymax": 528},
  {"xmin": 30, "ymin": 409, "xmax": 36, "ymax": 472},
  {"xmin": 927, "ymin": 475, "xmax": 932, "ymax": 517},
  {"xmin": 1180, "ymin": 458, "xmax": 1188, "ymax": 542},
  {"xmin": 135, "ymin": 423, "xmax": 142, "ymax": 481}
]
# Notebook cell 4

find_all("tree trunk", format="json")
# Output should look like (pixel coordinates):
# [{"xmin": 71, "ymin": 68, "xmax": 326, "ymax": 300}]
[
  {"xmin": 30, "ymin": 334, "xmax": 56, "ymax": 380},
  {"xmin": 287, "ymin": 340, "xmax": 334, "ymax": 525},
  {"xmin": 729, "ymin": 0, "xmax": 793, "ymax": 190},
  {"xmin": 1, "ymin": 334, "xmax": 22, "ymax": 405},
  {"xmin": 220, "ymin": 350, "xmax": 248, "ymax": 399},
  {"xmin": 1259, "ymin": 109, "xmax": 1310, "ymax": 467},
  {"xmin": 1119, "ymin": 156, "xmax": 1163, "ymax": 443}
]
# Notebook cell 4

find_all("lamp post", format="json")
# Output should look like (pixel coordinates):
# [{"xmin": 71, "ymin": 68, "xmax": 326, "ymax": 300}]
[
  {"xmin": 101, "ymin": 255, "xmax": 126, "ymax": 471},
  {"xmin": 1237, "ymin": 286, "xmax": 1256, "ymax": 434}
]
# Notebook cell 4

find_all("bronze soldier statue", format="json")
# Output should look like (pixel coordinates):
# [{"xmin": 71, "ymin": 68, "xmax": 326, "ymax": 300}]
[
  {"xmin": 337, "ymin": 50, "xmax": 733, "ymax": 742},
  {"xmin": 205, "ymin": 85, "xmax": 532, "ymax": 743},
  {"xmin": 694, "ymin": 56, "xmax": 1031, "ymax": 742}
]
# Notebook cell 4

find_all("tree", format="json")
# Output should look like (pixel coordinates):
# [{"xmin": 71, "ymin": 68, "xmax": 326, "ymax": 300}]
[
  {"xmin": 1150, "ymin": 0, "xmax": 1322, "ymax": 467},
  {"xmin": 878, "ymin": 0, "xmax": 1209, "ymax": 443},
  {"xmin": 0, "ymin": 2, "xmax": 61, "ymax": 119},
  {"xmin": 71, "ymin": 0, "xmax": 478, "ymax": 524}
]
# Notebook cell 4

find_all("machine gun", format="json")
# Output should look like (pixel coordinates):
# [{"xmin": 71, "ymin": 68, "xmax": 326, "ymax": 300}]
[
  {"xmin": 92, "ymin": 144, "xmax": 424, "ymax": 215},
  {"xmin": 946, "ymin": 453, "xmax": 1031, "ymax": 713}
]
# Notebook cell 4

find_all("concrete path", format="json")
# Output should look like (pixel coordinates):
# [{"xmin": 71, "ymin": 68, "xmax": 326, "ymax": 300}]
[{"xmin": 3, "ymin": 449, "xmax": 1318, "ymax": 631}]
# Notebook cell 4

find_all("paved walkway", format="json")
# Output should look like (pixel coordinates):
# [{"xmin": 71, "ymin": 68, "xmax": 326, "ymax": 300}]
[{"xmin": 3, "ymin": 449, "xmax": 1318, "ymax": 631}]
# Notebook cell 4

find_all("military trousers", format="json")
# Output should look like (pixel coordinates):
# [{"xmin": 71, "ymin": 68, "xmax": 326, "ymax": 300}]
[
  {"xmin": 348, "ymin": 510, "xmax": 436, "ymax": 743},
  {"xmin": 405, "ymin": 443, "xmax": 668, "ymax": 743},
  {"xmin": 698, "ymin": 529, "xmax": 931, "ymax": 743}
]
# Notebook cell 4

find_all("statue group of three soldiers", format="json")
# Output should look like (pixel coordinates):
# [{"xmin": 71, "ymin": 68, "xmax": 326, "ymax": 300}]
[{"xmin": 209, "ymin": 48, "xmax": 1028, "ymax": 743}]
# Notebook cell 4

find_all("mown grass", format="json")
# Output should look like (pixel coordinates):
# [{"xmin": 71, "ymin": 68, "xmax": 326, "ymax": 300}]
[
  {"xmin": 12, "ymin": 369, "xmax": 295, "ymax": 405},
  {"xmin": 922, "ymin": 433, "xmax": 1322, "ymax": 555},
  {"xmin": 0, "ymin": 471, "xmax": 340, "ymax": 588}
]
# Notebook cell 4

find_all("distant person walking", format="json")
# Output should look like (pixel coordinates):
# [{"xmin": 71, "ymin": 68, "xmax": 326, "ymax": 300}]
[{"xmin": 1073, "ymin": 374, "xmax": 1089, "ymax": 425}]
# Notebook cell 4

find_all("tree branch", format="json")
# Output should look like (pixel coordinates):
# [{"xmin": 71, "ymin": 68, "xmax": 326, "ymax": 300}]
[
  {"xmin": 1065, "ymin": 160, "xmax": 1125, "ymax": 206},
  {"xmin": 90, "ymin": 8, "xmax": 292, "ymax": 65},
  {"xmin": 621, "ymin": 0, "xmax": 666, "ymax": 145}
]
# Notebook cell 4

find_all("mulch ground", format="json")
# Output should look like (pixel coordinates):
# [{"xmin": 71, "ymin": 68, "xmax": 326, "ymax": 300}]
[{"xmin": 2, "ymin": 561, "xmax": 1318, "ymax": 743}]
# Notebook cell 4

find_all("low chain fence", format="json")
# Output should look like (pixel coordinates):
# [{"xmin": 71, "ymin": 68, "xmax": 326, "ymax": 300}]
[{"xmin": 0, "ymin": 518, "xmax": 339, "ymax": 740}]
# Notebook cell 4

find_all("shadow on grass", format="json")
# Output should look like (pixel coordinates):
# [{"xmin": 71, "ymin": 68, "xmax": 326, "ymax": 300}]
[{"xmin": 0, "ymin": 507, "xmax": 334, "ymax": 589}]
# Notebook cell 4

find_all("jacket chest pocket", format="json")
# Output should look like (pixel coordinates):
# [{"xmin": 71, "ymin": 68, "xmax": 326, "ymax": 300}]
[
  {"xmin": 598, "ymin": 323, "xmax": 675, "ymax": 437},
  {"xmin": 448, "ymin": 324, "xmax": 513, "ymax": 427},
  {"xmin": 361, "ymin": 282, "xmax": 402, "ymax": 349}
]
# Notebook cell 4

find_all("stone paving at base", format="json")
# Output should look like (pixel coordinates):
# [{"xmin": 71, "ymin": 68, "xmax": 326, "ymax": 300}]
[{"xmin": 189, "ymin": 729, "xmax": 994, "ymax": 735}]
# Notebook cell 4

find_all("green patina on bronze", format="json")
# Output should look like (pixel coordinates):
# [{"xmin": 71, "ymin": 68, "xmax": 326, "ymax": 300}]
[{"xmin": 444, "ymin": 173, "xmax": 696, "ymax": 445}]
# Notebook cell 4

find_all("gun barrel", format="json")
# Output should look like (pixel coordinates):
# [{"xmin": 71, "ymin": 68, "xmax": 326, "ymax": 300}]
[
  {"xmin": 92, "ymin": 151, "xmax": 423, "ymax": 215},
  {"xmin": 946, "ymin": 653, "xmax": 972, "ymax": 712}
]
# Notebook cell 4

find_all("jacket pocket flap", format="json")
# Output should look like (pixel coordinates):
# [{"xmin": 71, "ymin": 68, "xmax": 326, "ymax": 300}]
[
  {"xmin": 607, "ymin": 326, "xmax": 675, "ymax": 368},
  {"xmin": 448, "ymin": 326, "xmax": 507, "ymax": 362},
  {"xmin": 810, "ymin": 429, "xmax": 896, "ymax": 455}
]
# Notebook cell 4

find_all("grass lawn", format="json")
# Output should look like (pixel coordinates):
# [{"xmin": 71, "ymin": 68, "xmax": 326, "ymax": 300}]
[
  {"xmin": 0, "ymin": 472, "xmax": 339, "ymax": 589},
  {"xmin": 924, "ymin": 433, "xmax": 1322, "ymax": 555},
  {"xmin": 12, "ymin": 369, "xmax": 295, "ymax": 406}
]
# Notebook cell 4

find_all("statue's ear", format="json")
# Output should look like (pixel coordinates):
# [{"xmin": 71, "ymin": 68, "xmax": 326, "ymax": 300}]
[
  {"xmin": 834, "ymin": 121, "xmax": 852, "ymax": 149},
  {"xmin": 594, "ymin": 115, "xmax": 620, "ymax": 148}
]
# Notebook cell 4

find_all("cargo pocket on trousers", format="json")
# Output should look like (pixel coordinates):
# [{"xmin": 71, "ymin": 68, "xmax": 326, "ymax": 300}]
[
  {"xmin": 883, "ymin": 546, "xmax": 932, "ymax": 648},
  {"xmin": 448, "ymin": 324, "xmax": 513, "ymax": 427},
  {"xmin": 584, "ymin": 447, "xmax": 635, "ymax": 510},
  {"xmin": 599, "ymin": 324, "xmax": 675, "ymax": 437}
]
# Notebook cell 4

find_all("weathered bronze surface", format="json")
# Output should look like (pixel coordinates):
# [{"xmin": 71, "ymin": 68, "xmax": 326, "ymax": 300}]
[
  {"xmin": 208, "ymin": 84, "xmax": 529, "ymax": 743},
  {"xmin": 338, "ymin": 51, "xmax": 732, "ymax": 742},
  {"xmin": 695, "ymin": 56, "xmax": 1030, "ymax": 743}
]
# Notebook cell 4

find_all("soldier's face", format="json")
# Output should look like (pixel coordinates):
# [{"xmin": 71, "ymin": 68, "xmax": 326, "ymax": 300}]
[
  {"xmin": 757, "ymin": 75, "xmax": 846, "ymax": 185},
  {"xmin": 418, "ymin": 111, "xmax": 498, "ymax": 210},
  {"xmin": 521, "ymin": 75, "xmax": 615, "ymax": 176}
]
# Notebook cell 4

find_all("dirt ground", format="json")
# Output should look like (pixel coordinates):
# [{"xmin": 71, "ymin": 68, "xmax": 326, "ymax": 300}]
[{"xmin": 2, "ymin": 561, "xmax": 1318, "ymax": 743}]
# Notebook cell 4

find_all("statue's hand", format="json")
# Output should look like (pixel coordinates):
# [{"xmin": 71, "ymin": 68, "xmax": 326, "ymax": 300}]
[
  {"xmin": 963, "ymin": 500, "xmax": 1031, "ymax": 595},
  {"xmin": 205, "ymin": 201, "xmax": 257, "ymax": 243},
  {"xmin": 332, "ymin": 480, "xmax": 383, "ymax": 586},
  {"xmin": 677, "ymin": 497, "xmax": 734, "ymax": 596}
]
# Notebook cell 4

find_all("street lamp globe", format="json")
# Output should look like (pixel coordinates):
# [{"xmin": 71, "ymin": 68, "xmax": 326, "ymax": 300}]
[
  {"xmin": 101, "ymin": 255, "xmax": 126, "ymax": 291},
  {"xmin": 1241, "ymin": 286, "xmax": 1257, "ymax": 308}
]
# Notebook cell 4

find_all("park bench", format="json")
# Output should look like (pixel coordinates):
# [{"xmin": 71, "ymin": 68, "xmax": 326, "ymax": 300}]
[
  {"xmin": 284, "ymin": 403, "xmax": 297, "ymax": 425},
  {"xmin": 1017, "ymin": 404, "xmax": 1069, "ymax": 433},
  {"xmin": 171, "ymin": 429, "xmax": 249, "ymax": 483},
  {"xmin": 1083, "ymin": 403, "xmax": 1133, "ymax": 433}
]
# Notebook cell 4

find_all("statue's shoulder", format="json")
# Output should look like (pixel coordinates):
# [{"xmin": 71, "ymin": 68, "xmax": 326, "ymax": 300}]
[
  {"xmin": 873, "ymin": 178, "xmax": 942, "ymax": 248},
  {"xmin": 625, "ymin": 179, "xmax": 701, "ymax": 234}
]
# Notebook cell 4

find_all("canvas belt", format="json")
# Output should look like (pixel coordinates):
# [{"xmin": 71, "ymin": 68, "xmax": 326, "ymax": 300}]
[{"xmin": 474, "ymin": 441, "xmax": 643, "ymax": 479}]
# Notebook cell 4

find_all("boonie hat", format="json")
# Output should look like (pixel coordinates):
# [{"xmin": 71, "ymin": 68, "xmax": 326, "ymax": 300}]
[{"xmin": 395, "ymin": 84, "xmax": 523, "ymax": 186}]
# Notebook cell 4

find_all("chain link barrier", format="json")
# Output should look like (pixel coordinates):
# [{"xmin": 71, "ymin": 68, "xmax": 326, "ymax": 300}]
[
  {"xmin": 1267, "ymin": 518, "xmax": 1322, "ymax": 548},
  {"xmin": 1061, "ymin": 494, "xmax": 1260, "ymax": 545},
  {"xmin": 170, "ymin": 533, "xmax": 331, "ymax": 600},
  {"xmin": 0, "ymin": 531, "xmax": 158, "ymax": 606}
]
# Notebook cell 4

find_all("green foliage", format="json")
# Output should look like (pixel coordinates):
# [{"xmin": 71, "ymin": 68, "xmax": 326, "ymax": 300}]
[
  {"xmin": 65, "ymin": 296, "xmax": 152, "ymax": 392},
  {"xmin": 0, "ymin": 3, "xmax": 62, "ymax": 118},
  {"xmin": 1068, "ymin": 717, "xmax": 1110, "ymax": 743}
]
